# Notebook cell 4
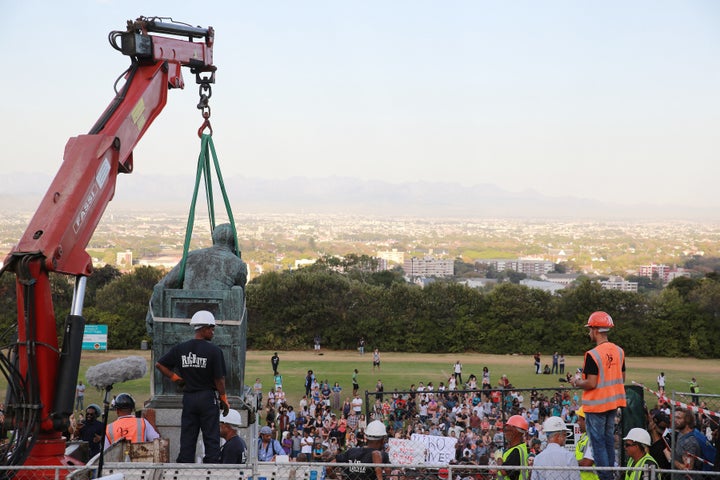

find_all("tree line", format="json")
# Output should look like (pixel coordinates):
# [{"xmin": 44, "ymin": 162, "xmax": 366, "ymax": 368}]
[
  {"xmin": 247, "ymin": 264, "xmax": 720, "ymax": 358},
  {"xmin": 0, "ymin": 260, "xmax": 718, "ymax": 357}
]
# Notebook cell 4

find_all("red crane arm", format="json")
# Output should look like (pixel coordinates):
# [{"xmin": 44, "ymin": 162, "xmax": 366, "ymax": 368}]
[
  {"xmin": 10, "ymin": 61, "xmax": 171, "ymax": 277},
  {"xmin": 0, "ymin": 17, "xmax": 216, "ymax": 468},
  {"xmin": 5, "ymin": 18, "xmax": 215, "ymax": 277}
]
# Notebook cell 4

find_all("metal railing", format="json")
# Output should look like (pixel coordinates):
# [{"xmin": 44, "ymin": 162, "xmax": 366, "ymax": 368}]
[{"xmin": 15, "ymin": 461, "xmax": 720, "ymax": 480}]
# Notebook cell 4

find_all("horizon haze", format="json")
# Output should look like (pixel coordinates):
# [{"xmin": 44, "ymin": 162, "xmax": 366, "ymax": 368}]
[
  {"xmin": 1, "ymin": 172, "xmax": 718, "ymax": 222},
  {"xmin": 3, "ymin": 1, "xmax": 719, "ymax": 214}
]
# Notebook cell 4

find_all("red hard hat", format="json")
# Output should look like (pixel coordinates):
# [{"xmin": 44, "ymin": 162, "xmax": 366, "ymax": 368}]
[
  {"xmin": 586, "ymin": 311, "xmax": 614, "ymax": 330},
  {"xmin": 505, "ymin": 415, "xmax": 529, "ymax": 431}
]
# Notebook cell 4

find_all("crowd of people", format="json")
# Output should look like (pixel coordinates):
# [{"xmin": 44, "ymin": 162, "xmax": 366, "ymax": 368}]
[
  {"xmin": 253, "ymin": 311, "xmax": 718, "ymax": 480},
  {"xmin": 258, "ymin": 365, "xmax": 587, "ymax": 464},
  {"xmin": 257, "ymin": 369, "xmax": 718, "ymax": 479},
  {"xmin": 68, "ymin": 372, "xmax": 718, "ymax": 478},
  {"xmin": 67, "ymin": 310, "xmax": 718, "ymax": 479}
]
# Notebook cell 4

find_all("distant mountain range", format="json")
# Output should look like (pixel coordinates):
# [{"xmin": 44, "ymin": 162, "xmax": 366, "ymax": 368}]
[{"xmin": 0, "ymin": 173, "xmax": 715, "ymax": 220}]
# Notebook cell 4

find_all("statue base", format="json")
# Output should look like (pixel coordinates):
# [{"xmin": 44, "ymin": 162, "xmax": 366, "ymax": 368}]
[{"xmin": 145, "ymin": 393, "xmax": 254, "ymax": 463}]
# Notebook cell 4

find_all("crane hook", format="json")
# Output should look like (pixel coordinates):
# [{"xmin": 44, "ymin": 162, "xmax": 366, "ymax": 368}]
[{"xmin": 197, "ymin": 110, "xmax": 212, "ymax": 137}]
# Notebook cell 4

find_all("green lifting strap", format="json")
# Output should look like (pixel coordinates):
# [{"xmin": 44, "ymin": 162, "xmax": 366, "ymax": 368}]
[{"xmin": 177, "ymin": 133, "xmax": 240, "ymax": 283}]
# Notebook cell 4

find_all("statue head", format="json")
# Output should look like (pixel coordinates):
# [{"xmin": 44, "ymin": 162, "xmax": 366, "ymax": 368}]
[{"xmin": 212, "ymin": 223, "xmax": 237, "ymax": 251}]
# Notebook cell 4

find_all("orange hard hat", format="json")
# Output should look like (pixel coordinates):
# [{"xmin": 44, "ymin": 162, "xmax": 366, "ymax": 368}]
[
  {"xmin": 586, "ymin": 311, "xmax": 614, "ymax": 331},
  {"xmin": 505, "ymin": 415, "xmax": 529, "ymax": 431}
]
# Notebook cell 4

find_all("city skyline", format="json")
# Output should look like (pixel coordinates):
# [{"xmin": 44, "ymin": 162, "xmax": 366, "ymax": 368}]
[
  {"xmin": 3, "ymin": 1, "xmax": 719, "ymax": 212},
  {"xmin": 3, "ymin": 207, "xmax": 717, "ymax": 276}
]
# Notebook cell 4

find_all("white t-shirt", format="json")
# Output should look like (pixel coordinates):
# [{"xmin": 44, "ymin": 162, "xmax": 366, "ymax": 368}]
[{"xmin": 301, "ymin": 435, "xmax": 314, "ymax": 454}]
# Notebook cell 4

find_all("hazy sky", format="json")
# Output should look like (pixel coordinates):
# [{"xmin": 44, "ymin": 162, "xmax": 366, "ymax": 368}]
[{"xmin": 3, "ymin": 1, "xmax": 719, "ymax": 208}]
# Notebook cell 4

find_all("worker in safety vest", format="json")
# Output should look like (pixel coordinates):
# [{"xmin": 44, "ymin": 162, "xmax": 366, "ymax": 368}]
[
  {"xmin": 575, "ymin": 407, "xmax": 599, "ymax": 480},
  {"xmin": 499, "ymin": 415, "xmax": 529, "ymax": 480},
  {"xmin": 570, "ymin": 311, "xmax": 626, "ymax": 480},
  {"xmin": 104, "ymin": 393, "xmax": 160, "ymax": 449},
  {"xmin": 623, "ymin": 428, "xmax": 659, "ymax": 480}
]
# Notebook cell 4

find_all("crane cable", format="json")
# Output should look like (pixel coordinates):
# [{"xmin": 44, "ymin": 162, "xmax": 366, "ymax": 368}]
[{"xmin": 177, "ymin": 133, "xmax": 240, "ymax": 283}]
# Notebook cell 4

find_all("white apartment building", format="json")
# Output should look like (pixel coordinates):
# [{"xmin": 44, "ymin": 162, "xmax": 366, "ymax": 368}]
[
  {"xmin": 600, "ymin": 277, "xmax": 638, "ymax": 292},
  {"xmin": 476, "ymin": 258, "xmax": 555, "ymax": 275},
  {"xmin": 403, "ymin": 257, "xmax": 454, "ymax": 277}
]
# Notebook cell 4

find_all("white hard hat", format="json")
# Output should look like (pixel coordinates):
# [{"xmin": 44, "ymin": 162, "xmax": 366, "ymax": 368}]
[
  {"xmin": 220, "ymin": 409, "xmax": 242, "ymax": 427},
  {"xmin": 543, "ymin": 416, "xmax": 568, "ymax": 433},
  {"xmin": 190, "ymin": 310, "xmax": 216, "ymax": 329},
  {"xmin": 623, "ymin": 428, "xmax": 651, "ymax": 447},
  {"xmin": 365, "ymin": 420, "xmax": 387, "ymax": 439}
]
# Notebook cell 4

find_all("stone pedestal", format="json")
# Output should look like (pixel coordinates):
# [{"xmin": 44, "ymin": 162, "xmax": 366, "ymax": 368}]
[
  {"xmin": 147, "ymin": 394, "xmax": 254, "ymax": 463},
  {"xmin": 149, "ymin": 286, "xmax": 247, "ymax": 397}
]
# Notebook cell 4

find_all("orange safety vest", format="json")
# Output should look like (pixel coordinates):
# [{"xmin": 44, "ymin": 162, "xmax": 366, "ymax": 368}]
[
  {"xmin": 581, "ymin": 342, "xmax": 626, "ymax": 413},
  {"xmin": 106, "ymin": 416, "xmax": 146, "ymax": 444}
]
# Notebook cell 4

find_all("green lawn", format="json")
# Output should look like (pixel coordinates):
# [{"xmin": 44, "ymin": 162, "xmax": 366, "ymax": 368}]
[{"xmin": 63, "ymin": 349, "xmax": 720, "ymax": 415}]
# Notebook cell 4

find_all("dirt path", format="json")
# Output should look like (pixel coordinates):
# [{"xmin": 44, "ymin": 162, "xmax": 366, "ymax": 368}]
[{"xmin": 246, "ymin": 349, "xmax": 720, "ymax": 373}]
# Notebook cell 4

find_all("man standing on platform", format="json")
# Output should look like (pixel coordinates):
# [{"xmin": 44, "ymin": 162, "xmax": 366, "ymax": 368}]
[
  {"xmin": 156, "ymin": 310, "xmax": 229, "ymax": 463},
  {"xmin": 570, "ymin": 311, "xmax": 626, "ymax": 480}
]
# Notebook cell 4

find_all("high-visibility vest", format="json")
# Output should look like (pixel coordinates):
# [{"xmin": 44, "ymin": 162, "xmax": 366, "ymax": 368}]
[
  {"xmin": 625, "ymin": 453, "xmax": 658, "ymax": 480},
  {"xmin": 582, "ymin": 342, "xmax": 626, "ymax": 413},
  {"xmin": 106, "ymin": 416, "xmax": 146, "ymax": 444},
  {"xmin": 499, "ymin": 443, "xmax": 529, "ymax": 480},
  {"xmin": 575, "ymin": 432, "xmax": 600, "ymax": 480}
]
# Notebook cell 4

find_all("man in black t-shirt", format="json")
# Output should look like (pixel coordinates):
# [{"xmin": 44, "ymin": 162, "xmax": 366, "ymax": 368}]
[
  {"xmin": 332, "ymin": 420, "xmax": 389, "ymax": 480},
  {"xmin": 74, "ymin": 404, "xmax": 105, "ymax": 459},
  {"xmin": 156, "ymin": 310, "xmax": 228, "ymax": 463}
]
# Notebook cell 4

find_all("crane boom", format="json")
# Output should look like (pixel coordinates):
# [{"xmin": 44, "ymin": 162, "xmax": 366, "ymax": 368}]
[{"xmin": 0, "ymin": 16, "xmax": 216, "ymax": 470}]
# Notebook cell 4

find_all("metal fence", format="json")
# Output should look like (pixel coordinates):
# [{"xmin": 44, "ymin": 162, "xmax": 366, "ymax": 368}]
[
  {"xmin": 8, "ymin": 461, "xmax": 720, "ymax": 480},
  {"xmin": 4, "ymin": 385, "xmax": 718, "ymax": 480}
]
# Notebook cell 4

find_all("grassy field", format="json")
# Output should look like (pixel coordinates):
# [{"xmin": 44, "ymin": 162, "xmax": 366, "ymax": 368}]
[{"xmin": 62, "ymin": 349, "xmax": 720, "ymax": 414}]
